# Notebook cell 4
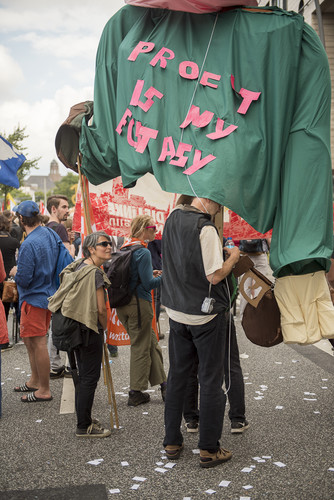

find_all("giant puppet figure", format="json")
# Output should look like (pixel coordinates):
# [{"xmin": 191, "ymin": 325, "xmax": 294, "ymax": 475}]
[{"xmin": 78, "ymin": 0, "xmax": 334, "ymax": 345}]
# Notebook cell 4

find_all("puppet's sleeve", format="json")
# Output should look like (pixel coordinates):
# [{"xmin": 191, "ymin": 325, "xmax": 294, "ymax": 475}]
[
  {"xmin": 270, "ymin": 22, "xmax": 333, "ymax": 277},
  {"xmin": 79, "ymin": 5, "xmax": 148, "ymax": 184}
]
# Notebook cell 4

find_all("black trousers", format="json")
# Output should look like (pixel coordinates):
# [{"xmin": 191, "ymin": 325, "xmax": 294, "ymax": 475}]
[
  {"xmin": 164, "ymin": 312, "xmax": 227, "ymax": 452},
  {"xmin": 74, "ymin": 330, "xmax": 103, "ymax": 430},
  {"xmin": 183, "ymin": 314, "xmax": 246, "ymax": 424}
]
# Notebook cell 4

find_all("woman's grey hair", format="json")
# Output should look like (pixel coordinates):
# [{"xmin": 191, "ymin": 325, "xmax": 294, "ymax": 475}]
[{"xmin": 82, "ymin": 231, "xmax": 111, "ymax": 258}]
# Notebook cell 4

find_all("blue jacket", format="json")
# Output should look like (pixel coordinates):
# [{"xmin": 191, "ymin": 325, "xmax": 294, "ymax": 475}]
[
  {"xmin": 129, "ymin": 247, "xmax": 161, "ymax": 302},
  {"xmin": 15, "ymin": 225, "xmax": 61, "ymax": 309}
]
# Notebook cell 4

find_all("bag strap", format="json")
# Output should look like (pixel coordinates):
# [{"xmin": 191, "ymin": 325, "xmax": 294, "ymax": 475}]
[{"xmin": 45, "ymin": 226, "xmax": 62, "ymax": 283}]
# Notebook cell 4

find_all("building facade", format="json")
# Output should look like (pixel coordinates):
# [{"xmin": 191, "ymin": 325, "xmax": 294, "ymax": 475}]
[{"xmin": 22, "ymin": 159, "xmax": 62, "ymax": 198}]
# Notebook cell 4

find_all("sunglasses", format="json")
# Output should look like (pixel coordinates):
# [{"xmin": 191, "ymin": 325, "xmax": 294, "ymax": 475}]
[
  {"xmin": 145, "ymin": 225, "xmax": 157, "ymax": 230},
  {"xmin": 96, "ymin": 241, "xmax": 112, "ymax": 247}
]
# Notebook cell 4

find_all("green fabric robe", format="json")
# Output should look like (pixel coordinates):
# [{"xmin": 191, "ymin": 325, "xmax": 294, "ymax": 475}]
[{"xmin": 79, "ymin": 5, "xmax": 333, "ymax": 276}]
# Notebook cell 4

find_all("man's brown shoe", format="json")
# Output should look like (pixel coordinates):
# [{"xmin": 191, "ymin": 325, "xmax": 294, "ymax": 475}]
[
  {"xmin": 165, "ymin": 443, "xmax": 184, "ymax": 460},
  {"xmin": 200, "ymin": 447, "xmax": 232, "ymax": 468}
]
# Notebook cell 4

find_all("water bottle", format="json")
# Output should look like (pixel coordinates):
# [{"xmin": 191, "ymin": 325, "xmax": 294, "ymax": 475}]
[{"xmin": 225, "ymin": 237, "xmax": 234, "ymax": 248}]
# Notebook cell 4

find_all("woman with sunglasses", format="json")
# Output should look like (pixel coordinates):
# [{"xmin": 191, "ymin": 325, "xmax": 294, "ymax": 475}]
[
  {"xmin": 49, "ymin": 231, "xmax": 112, "ymax": 437},
  {"xmin": 116, "ymin": 215, "xmax": 167, "ymax": 407}
]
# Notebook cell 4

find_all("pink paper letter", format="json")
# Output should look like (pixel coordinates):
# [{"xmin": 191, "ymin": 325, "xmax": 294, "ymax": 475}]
[
  {"xmin": 158, "ymin": 137, "xmax": 176, "ymax": 161},
  {"xmin": 237, "ymin": 88, "xmax": 261, "ymax": 115},
  {"xmin": 130, "ymin": 80, "xmax": 145, "ymax": 106},
  {"xmin": 180, "ymin": 105, "xmax": 214, "ymax": 129},
  {"xmin": 116, "ymin": 108, "xmax": 132, "ymax": 134},
  {"xmin": 130, "ymin": 80, "xmax": 163, "ymax": 112},
  {"xmin": 127, "ymin": 119, "xmax": 140, "ymax": 147},
  {"xmin": 206, "ymin": 118, "xmax": 238, "ymax": 140},
  {"xmin": 135, "ymin": 126, "xmax": 158, "ymax": 153},
  {"xmin": 127, "ymin": 118, "xmax": 141, "ymax": 148},
  {"xmin": 141, "ymin": 87, "xmax": 164, "ymax": 112},
  {"xmin": 200, "ymin": 71, "xmax": 221, "ymax": 89},
  {"xmin": 183, "ymin": 150, "xmax": 216, "ymax": 175},
  {"xmin": 128, "ymin": 41, "xmax": 155, "ymax": 61},
  {"xmin": 231, "ymin": 74, "xmax": 261, "ymax": 115},
  {"xmin": 150, "ymin": 47, "xmax": 175, "ymax": 69},
  {"xmin": 179, "ymin": 61, "xmax": 199, "ymax": 80},
  {"xmin": 169, "ymin": 143, "xmax": 192, "ymax": 168}
]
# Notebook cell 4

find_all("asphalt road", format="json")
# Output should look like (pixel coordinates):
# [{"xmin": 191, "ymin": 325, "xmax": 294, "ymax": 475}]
[{"xmin": 0, "ymin": 310, "xmax": 333, "ymax": 499}]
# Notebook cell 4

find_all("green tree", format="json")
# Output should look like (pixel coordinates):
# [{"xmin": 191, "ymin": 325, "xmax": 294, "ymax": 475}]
[
  {"xmin": 1, "ymin": 125, "xmax": 40, "ymax": 201},
  {"xmin": 35, "ymin": 190, "xmax": 53, "ymax": 202},
  {"xmin": 53, "ymin": 172, "xmax": 79, "ymax": 207}
]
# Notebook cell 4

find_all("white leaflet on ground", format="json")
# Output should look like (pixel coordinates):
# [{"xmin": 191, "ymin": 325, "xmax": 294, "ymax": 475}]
[
  {"xmin": 219, "ymin": 480, "xmax": 231, "ymax": 487},
  {"xmin": 87, "ymin": 459, "xmax": 104, "ymax": 466}
]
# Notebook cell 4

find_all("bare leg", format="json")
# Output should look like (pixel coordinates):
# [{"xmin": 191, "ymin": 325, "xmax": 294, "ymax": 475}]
[
  {"xmin": 23, "ymin": 336, "xmax": 51, "ymax": 399},
  {"xmin": 24, "ymin": 337, "xmax": 40, "ymax": 388}
]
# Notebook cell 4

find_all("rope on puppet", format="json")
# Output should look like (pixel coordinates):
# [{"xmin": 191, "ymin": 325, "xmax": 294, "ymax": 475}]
[{"xmin": 178, "ymin": 14, "xmax": 219, "ymax": 202}]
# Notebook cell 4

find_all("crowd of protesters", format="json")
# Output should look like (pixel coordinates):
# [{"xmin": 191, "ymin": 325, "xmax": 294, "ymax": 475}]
[{"xmin": 2, "ymin": 194, "xmax": 333, "ymax": 469}]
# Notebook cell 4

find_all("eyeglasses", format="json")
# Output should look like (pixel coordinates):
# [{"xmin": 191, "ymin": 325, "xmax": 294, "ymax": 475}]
[
  {"xmin": 96, "ymin": 241, "xmax": 112, "ymax": 247},
  {"xmin": 145, "ymin": 225, "xmax": 157, "ymax": 230}
]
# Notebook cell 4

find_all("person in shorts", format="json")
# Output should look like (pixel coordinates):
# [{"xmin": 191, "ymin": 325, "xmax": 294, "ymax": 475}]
[{"xmin": 9, "ymin": 201, "xmax": 60, "ymax": 402}]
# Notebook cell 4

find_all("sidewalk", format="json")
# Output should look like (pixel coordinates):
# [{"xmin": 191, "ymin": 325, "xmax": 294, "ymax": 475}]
[{"xmin": 0, "ymin": 313, "xmax": 333, "ymax": 499}]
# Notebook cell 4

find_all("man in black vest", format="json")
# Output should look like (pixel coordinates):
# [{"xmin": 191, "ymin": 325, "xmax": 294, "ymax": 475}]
[{"xmin": 161, "ymin": 196, "xmax": 240, "ymax": 468}]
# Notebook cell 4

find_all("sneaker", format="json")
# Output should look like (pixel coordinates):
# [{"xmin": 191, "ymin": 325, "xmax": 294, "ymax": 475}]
[
  {"xmin": 64, "ymin": 367, "xmax": 72, "ymax": 378},
  {"xmin": 107, "ymin": 345, "xmax": 118, "ymax": 357},
  {"xmin": 50, "ymin": 366, "xmax": 65, "ymax": 379},
  {"xmin": 128, "ymin": 390, "xmax": 150, "ymax": 407},
  {"xmin": 185, "ymin": 420, "xmax": 199, "ymax": 433},
  {"xmin": 160, "ymin": 382, "xmax": 167, "ymax": 402},
  {"xmin": 165, "ymin": 443, "xmax": 184, "ymax": 460},
  {"xmin": 200, "ymin": 447, "xmax": 232, "ymax": 468},
  {"xmin": 76, "ymin": 422, "xmax": 111, "ymax": 438},
  {"xmin": 1, "ymin": 343, "xmax": 14, "ymax": 351},
  {"xmin": 231, "ymin": 420, "xmax": 249, "ymax": 434}
]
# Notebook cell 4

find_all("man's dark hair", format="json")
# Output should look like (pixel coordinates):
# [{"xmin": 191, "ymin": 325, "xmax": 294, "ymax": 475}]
[
  {"xmin": 20, "ymin": 214, "xmax": 43, "ymax": 227},
  {"xmin": 47, "ymin": 195, "xmax": 68, "ymax": 214}
]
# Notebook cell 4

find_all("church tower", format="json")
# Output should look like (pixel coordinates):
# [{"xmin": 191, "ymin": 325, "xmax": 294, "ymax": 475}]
[{"xmin": 49, "ymin": 159, "xmax": 62, "ymax": 182}]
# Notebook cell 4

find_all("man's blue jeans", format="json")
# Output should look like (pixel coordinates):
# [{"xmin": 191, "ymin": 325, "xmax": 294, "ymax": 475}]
[{"xmin": 163, "ymin": 312, "xmax": 227, "ymax": 452}]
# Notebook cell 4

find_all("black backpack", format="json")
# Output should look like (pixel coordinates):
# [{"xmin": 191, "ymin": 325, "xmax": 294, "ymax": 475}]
[
  {"xmin": 106, "ymin": 245, "xmax": 142, "ymax": 308},
  {"xmin": 52, "ymin": 309, "xmax": 84, "ymax": 352}
]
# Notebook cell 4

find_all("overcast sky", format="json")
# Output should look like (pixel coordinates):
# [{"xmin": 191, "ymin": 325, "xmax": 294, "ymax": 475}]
[{"xmin": 0, "ymin": 0, "xmax": 125, "ymax": 178}]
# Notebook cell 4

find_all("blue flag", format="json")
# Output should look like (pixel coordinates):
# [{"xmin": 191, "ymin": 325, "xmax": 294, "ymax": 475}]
[{"xmin": 0, "ymin": 135, "xmax": 26, "ymax": 188}]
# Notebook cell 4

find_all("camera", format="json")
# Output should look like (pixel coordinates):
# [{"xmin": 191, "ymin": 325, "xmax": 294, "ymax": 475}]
[{"xmin": 201, "ymin": 297, "xmax": 216, "ymax": 314}]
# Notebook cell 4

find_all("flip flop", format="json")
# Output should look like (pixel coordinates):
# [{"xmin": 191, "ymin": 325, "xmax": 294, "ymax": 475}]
[
  {"xmin": 14, "ymin": 383, "xmax": 38, "ymax": 393},
  {"xmin": 21, "ymin": 393, "xmax": 53, "ymax": 403}
]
